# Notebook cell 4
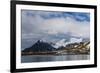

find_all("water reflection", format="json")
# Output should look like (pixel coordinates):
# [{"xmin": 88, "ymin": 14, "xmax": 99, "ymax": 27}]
[{"xmin": 21, "ymin": 55, "xmax": 90, "ymax": 63}]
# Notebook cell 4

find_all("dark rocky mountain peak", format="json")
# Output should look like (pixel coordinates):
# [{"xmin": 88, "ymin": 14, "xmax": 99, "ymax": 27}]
[{"xmin": 22, "ymin": 40, "xmax": 56, "ymax": 52}]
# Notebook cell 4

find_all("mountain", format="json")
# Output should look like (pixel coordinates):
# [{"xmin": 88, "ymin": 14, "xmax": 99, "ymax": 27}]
[
  {"xmin": 52, "ymin": 39, "xmax": 67, "ymax": 48},
  {"xmin": 22, "ymin": 40, "xmax": 56, "ymax": 52},
  {"xmin": 22, "ymin": 38, "xmax": 90, "ymax": 55},
  {"xmin": 22, "ymin": 37, "xmax": 89, "ymax": 53},
  {"xmin": 52, "ymin": 38, "xmax": 83, "ymax": 49}
]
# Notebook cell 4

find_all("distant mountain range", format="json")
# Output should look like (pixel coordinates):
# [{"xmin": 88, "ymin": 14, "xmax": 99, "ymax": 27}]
[{"xmin": 22, "ymin": 37, "xmax": 89, "ymax": 53}]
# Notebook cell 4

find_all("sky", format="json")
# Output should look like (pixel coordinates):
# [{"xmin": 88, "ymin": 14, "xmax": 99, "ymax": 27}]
[{"xmin": 21, "ymin": 10, "xmax": 90, "ymax": 50}]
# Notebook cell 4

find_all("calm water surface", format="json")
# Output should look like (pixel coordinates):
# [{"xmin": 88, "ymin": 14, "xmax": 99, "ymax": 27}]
[{"xmin": 21, "ymin": 55, "xmax": 90, "ymax": 63}]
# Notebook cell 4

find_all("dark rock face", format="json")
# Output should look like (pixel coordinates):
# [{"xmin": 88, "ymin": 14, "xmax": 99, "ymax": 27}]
[{"xmin": 22, "ymin": 40, "xmax": 55, "ymax": 52}]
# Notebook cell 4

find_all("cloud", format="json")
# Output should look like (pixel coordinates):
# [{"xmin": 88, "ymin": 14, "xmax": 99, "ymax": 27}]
[
  {"xmin": 41, "ymin": 17, "xmax": 90, "ymax": 38},
  {"xmin": 21, "ymin": 10, "xmax": 90, "ymax": 49}
]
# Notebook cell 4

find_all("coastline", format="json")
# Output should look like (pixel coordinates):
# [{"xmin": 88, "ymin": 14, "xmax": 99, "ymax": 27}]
[{"xmin": 21, "ymin": 52, "xmax": 90, "ymax": 56}]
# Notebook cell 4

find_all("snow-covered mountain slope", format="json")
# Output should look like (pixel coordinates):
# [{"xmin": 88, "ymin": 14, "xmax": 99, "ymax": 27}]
[{"xmin": 52, "ymin": 38, "xmax": 82, "ymax": 48}]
